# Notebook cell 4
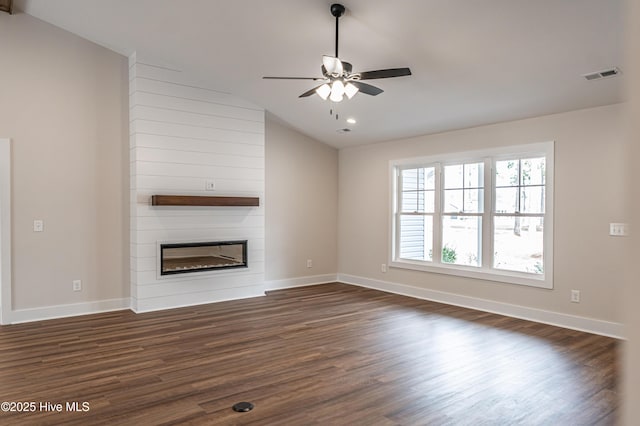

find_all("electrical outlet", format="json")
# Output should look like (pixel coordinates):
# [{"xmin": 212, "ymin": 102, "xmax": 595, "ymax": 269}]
[
  {"xmin": 205, "ymin": 180, "xmax": 216, "ymax": 191},
  {"xmin": 306, "ymin": 259, "xmax": 313, "ymax": 268},
  {"xmin": 73, "ymin": 280, "xmax": 82, "ymax": 292},
  {"xmin": 609, "ymin": 223, "xmax": 629, "ymax": 237},
  {"xmin": 381, "ymin": 263, "xmax": 387, "ymax": 273},
  {"xmin": 33, "ymin": 220, "xmax": 44, "ymax": 232},
  {"xmin": 571, "ymin": 289, "xmax": 580, "ymax": 303}
]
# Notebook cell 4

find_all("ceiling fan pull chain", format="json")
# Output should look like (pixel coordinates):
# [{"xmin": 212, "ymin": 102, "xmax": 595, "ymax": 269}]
[{"xmin": 330, "ymin": 102, "xmax": 339, "ymax": 120}]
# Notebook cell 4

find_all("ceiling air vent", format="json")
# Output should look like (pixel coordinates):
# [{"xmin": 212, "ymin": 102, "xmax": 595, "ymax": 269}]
[
  {"xmin": 336, "ymin": 128, "xmax": 352, "ymax": 133},
  {"xmin": 583, "ymin": 67, "xmax": 621, "ymax": 81}
]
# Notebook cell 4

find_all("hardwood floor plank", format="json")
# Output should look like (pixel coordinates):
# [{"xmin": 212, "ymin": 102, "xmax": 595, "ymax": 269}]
[{"xmin": 0, "ymin": 283, "xmax": 619, "ymax": 425}]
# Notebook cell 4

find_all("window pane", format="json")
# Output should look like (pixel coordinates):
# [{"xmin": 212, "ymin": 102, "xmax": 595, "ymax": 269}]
[
  {"xmin": 521, "ymin": 186, "xmax": 545, "ymax": 214},
  {"xmin": 399, "ymin": 215, "xmax": 433, "ymax": 261},
  {"xmin": 464, "ymin": 162, "xmax": 483, "ymax": 188},
  {"xmin": 441, "ymin": 216, "xmax": 481, "ymax": 267},
  {"xmin": 495, "ymin": 187, "xmax": 518, "ymax": 213},
  {"xmin": 402, "ymin": 167, "xmax": 435, "ymax": 190},
  {"xmin": 445, "ymin": 163, "xmax": 484, "ymax": 189},
  {"xmin": 424, "ymin": 191, "xmax": 435, "ymax": 213},
  {"xmin": 401, "ymin": 190, "xmax": 434, "ymax": 213},
  {"xmin": 444, "ymin": 164, "xmax": 463, "ymax": 189},
  {"xmin": 444, "ymin": 162, "xmax": 484, "ymax": 214},
  {"xmin": 445, "ymin": 188, "xmax": 484, "ymax": 213},
  {"xmin": 494, "ymin": 216, "xmax": 544, "ymax": 274},
  {"xmin": 402, "ymin": 191, "xmax": 422, "ymax": 212},
  {"xmin": 521, "ymin": 157, "xmax": 545, "ymax": 186},
  {"xmin": 443, "ymin": 189, "xmax": 463, "ymax": 213},
  {"xmin": 402, "ymin": 168, "xmax": 418, "ymax": 190},
  {"xmin": 401, "ymin": 167, "xmax": 435, "ymax": 213},
  {"xmin": 496, "ymin": 160, "xmax": 519, "ymax": 187},
  {"xmin": 424, "ymin": 167, "xmax": 435, "ymax": 190},
  {"xmin": 464, "ymin": 188, "xmax": 483, "ymax": 213}
]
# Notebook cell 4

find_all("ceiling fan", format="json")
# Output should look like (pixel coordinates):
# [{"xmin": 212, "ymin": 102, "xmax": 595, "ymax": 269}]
[{"xmin": 263, "ymin": 3, "xmax": 411, "ymax": 102}]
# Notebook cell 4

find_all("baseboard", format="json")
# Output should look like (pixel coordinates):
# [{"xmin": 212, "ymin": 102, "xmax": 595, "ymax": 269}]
[
  {"xmin": 131, "ymin": 285, "xmax": 265, "ymax": 313},
  {"xmin": 264, "ymin": 274, "xmax": 337, "ymax": 291},
  {"xmin": 337, "ymin": 273, "xmax": 624, "ymax": 339},
  {"xmin": 9, "ymin": 298, "xmax": 132, "ymax": 324},
  {"xmin": 6, "ymin": 276, "xmax": 623, "ymax": 339}
]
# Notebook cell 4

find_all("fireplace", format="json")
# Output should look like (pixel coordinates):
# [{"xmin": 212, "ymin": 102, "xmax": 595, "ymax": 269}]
[{"xmin": 159, "ymin": 240, "xmax": 248, "ymax": 276}]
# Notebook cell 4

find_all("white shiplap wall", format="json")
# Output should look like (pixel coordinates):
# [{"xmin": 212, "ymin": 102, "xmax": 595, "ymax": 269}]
[{"xmin": 129, "ymin": 53, "xmax": 265, "ymax": 312}]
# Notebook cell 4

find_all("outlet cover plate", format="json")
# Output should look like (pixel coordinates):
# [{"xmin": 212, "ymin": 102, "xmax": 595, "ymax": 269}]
[
  {"xmin": 571, "ymin": 290, "xmax": 580, "ymax": 303},
  {"xmin": 609, "ymin": 223, "xmax": 629, "ymax": 237}
]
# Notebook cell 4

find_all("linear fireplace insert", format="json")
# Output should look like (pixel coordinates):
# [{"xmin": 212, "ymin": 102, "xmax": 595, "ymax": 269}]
[{"xmin": 159, "ymin": 240, "xmax": 248, "ymax": 276}]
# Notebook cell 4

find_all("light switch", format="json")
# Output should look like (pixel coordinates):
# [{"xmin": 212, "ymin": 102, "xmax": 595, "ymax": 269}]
[{"xmin": 33, "ymin": 220, "xmax": 44, "ymax": 232}]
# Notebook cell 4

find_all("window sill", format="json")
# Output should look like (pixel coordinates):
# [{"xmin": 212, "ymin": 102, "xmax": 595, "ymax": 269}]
[{"xmin": 390, "ymin": 259, "xmax": 552, "ymax": 289}]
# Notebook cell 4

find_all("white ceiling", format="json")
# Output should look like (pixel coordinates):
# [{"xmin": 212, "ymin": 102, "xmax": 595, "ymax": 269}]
[{"xmin": 16, "ymin": 0, "xmax": 624, "ymax": 149}]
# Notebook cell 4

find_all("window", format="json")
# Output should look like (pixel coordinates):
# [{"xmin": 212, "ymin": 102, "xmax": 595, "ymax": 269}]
[
  {"xmin": 442, "ymin": 162, "xmax": 484, "ymax": 267},
  {"xmin": 391, "ymin": 142, "xmax": 553, "ymax": 288},
  {"xmin": 493, "ymin": 157, "xmax": 546, "ymax": 275},
  {"xmin": 398, "ymin": 167, "xmax": 435, "ymax": 261}
]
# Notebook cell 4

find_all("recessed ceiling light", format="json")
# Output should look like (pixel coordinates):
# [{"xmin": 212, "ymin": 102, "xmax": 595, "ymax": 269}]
[{"xmin": 346, "ymin": 118, "xmax": 357, "ymax": 124}]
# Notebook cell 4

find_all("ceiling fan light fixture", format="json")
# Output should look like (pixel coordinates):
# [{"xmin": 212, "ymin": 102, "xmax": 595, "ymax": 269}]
[
  {"xmin": 315, "ymin": 83, "xmax": 331, "ymax": 100},
  {"xmin": 323, "ymin": 55, "xmax": 343, "ymax": 76},
  {"xmin": 344, "ymin": 82, "xmax": 359, "ymax": 99},
  {"xmin": 329, "ymin": 80, "xmax": 345, "ymax": 102}
]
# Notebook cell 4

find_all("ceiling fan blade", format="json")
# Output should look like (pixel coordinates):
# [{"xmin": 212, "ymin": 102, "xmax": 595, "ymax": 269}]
[
  {"xmin": 349, "ymin": 81, "xmax": 383, "ymax": 96},
  {"xmin": 299, "ymin": 84, "xmax": 327, "ymax": 98},
  {"xmin": 322, "ymin": 55, "xmax": 343, "ymax": 76},
  {"xmin": 358, "ymin": 68, "xmax": 412, "ymax": 80},
  {"xmin": 263, "ymin": 76, "xmax": 325, "ymax": 81}
]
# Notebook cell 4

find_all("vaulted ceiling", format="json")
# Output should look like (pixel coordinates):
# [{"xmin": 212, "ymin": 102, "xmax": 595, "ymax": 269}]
[{"xmin": 16, "ymin": 0, "xmax": 624, "ymax": 148}]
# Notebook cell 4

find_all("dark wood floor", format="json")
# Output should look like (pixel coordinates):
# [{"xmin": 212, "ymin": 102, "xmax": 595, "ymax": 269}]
[{"xmin": 0, "ymin": 283, "xmax": 618, "ymax": 425}]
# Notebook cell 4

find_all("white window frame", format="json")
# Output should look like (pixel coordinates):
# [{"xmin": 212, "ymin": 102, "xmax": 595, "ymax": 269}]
[{"xmin": 389, "ymin": 141, "xmax": 554, "ymax": 289}]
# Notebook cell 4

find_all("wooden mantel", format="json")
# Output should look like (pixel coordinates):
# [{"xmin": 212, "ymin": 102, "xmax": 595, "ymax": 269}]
[{"xmin": 151, "ymin": 195, "xmax": 259, "ymax": 207}]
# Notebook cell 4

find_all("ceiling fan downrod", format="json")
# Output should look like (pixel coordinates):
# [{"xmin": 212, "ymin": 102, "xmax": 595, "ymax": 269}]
[{"xmin": 331, "ymin": 3, "xmax": 345, "ymax": 58}]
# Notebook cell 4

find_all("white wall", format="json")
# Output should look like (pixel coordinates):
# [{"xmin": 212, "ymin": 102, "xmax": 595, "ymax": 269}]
[
  {"xmin": 339, "ymin": 104, "xmax": 626, "ymax": 334},
  {"xmin": 0, "ymin": 139, "xmax": 11, "ymax": 324},
  {"xmin": 265, "ymin": 114, "xmax": 338, "ymax": 289},
  {"xmin": 0, "ymin": 11, "xmax": 336, "ymax": 320},
  {"xmin": 0, "ymin": 12, "xmax": 129, "ymax": 322},
  {"xmin": 129, "ymin": 54, "xmax": 266, "ymax": 312},
  {"xmin": 623, "ymin": 0, "xmax": 640, "ymax": 422}
]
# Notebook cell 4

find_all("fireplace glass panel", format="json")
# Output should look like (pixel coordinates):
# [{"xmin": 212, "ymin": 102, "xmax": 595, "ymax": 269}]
[{"xmin": 160, "ymin": 241, "xmax": 247, "ymax": 275}]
